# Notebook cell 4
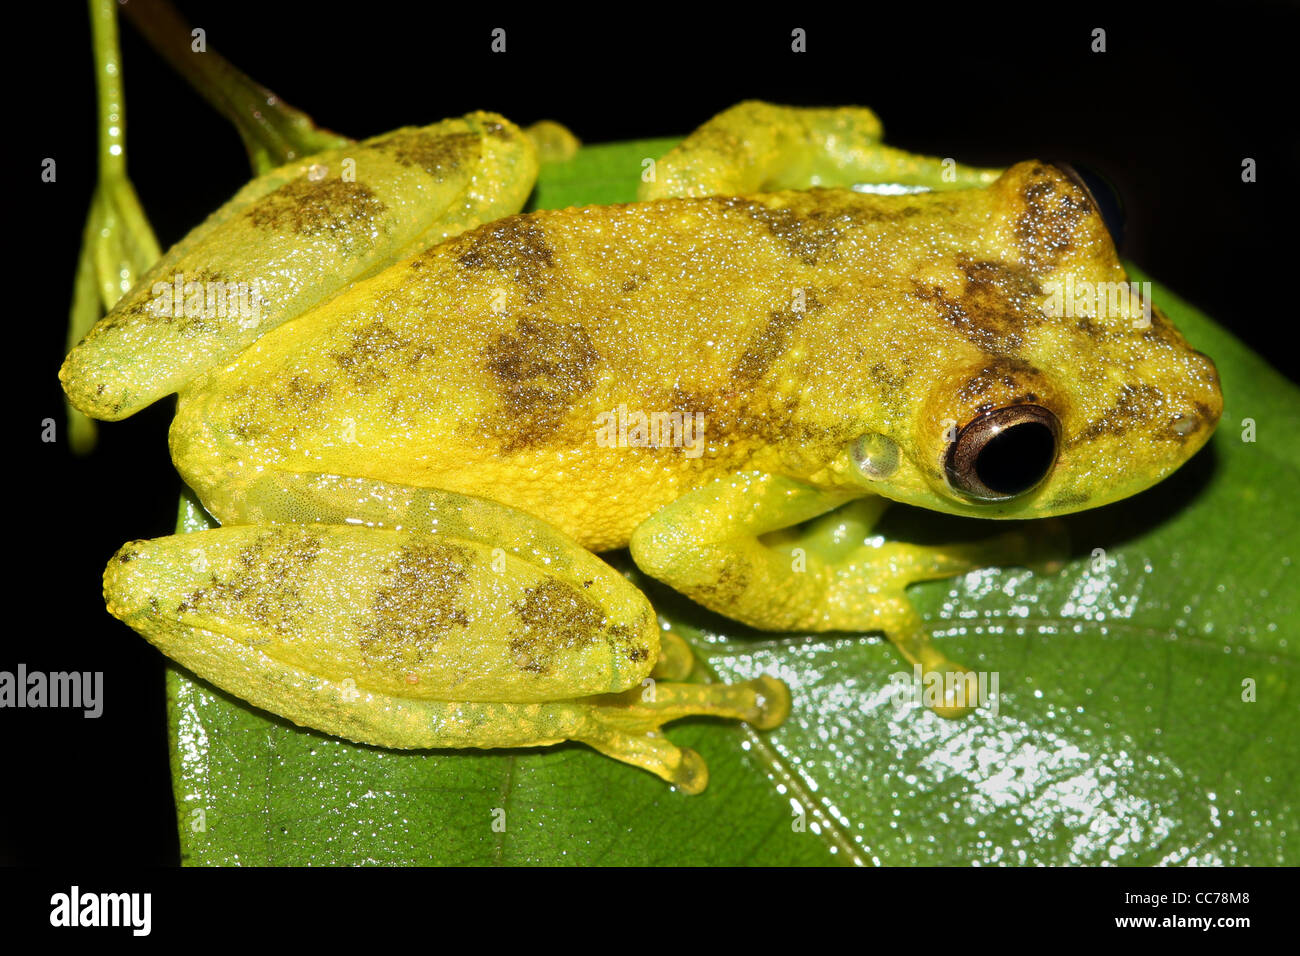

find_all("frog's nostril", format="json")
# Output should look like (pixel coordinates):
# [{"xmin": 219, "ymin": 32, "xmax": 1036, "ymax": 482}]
[{"xmin": 1051, "ymin": 161, "xmax": 1126, "ymax": 249}]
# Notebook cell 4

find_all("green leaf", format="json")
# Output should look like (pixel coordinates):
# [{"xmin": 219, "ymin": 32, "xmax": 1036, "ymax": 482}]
[{"xmin": 166, "ymin": 137, "xmax": 1298, "ymax": 866}]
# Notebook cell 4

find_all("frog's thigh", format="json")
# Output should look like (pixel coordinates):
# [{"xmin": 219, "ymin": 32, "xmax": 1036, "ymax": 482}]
[
  {"xmin": 242, "ymin": 471, "xmax": 706, "ymax": 681},
  {"xmin": 238, "ymin": 470, "xmax": 636, "ymax": 588},
  {"xmin": 630, "ymin": 471, "xmax": 1042, "ymax": 717}
]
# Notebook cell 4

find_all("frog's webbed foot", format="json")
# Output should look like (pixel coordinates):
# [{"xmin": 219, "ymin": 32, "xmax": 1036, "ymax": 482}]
[
  {"xmin": 558, "ymin": 628, "xmax": 787, "ymax": 793},
  {"xmin": 631, "ymin": 472, "xmax": 1065, "ymax": 719},
  {"xmin": 569, "ymin": 629, "xmax": 780, "ymax": 790},
  {"xmin": 639, "ymin": 101, "xmax": 1003, "ymax": 200},
  {"xmin": 577, "ymin": 675, "xmax": 790, "ymax": 794}
]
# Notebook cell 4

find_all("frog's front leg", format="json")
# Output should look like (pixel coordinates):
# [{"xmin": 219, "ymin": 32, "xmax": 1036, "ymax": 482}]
[
  {"xmin": 104, "ymin": 472, "xmax": 788, "ymax": 793},
  {"xmin": 640, "ymin": 101, "xmax": 1003, "ymax": 200},
  {"xmin": 629, "ymin": 471, "xmax": 1052, "ymax": 718}
]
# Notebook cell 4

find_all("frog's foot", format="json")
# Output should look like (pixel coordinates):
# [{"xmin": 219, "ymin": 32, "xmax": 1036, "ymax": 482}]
[
  {"xmin": 825, "ymin": 516, "xmax": 1065, "ymax": 718},
  {"xmin": 578, "ymin": 676, "xmax": 791, "ymax": 794},
  {"xmin": 812, "ymin": 511, "xmax": 1071, "ymax": 716},
  {"xmin": 524, "ymin": 120, "xmax": 581, "ymax": 164},
  {"xmin": 652, "ymin": 629, "xmax": 696, "ymax": 680},
  {"xmin": 639, "ymin": 101, "xmax": 1002, "ymax": 200},
  {"xmin": 833, "ymin": 514, "xmax": 1072, "ymax": 589}
]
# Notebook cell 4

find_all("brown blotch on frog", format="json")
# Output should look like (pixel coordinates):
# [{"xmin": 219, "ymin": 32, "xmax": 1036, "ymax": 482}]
[
  {"xmin": 356, "ymin": 542, "xmax": 473, "ymax": 669},
  {"xmin": 246, "ymin": 178, "xmax": 386, "ymax": 252},
  {"xmin": 1071, "ymin": 383, "xmax": 1165, "ymax": 445},
  {"xmin": 454, "ymin": 216, "xmax": 558, "ymax": 305},
  {"xmin": 176, "ymin": 528, "xmax": 324, "ymax": 639},
  {"xmin": 1014, "ymin": 165, "xmax": 1093, "ymax": 273},
  {"xmin": 371, "ymin": 129, "xmax": 481, "ymax": 181},
  {"xmin": 481, "ymin": 315, "xmax": 601, "ymax": 453},
  {"xmin": 913, "ymin": 257, "xmax": 1046, "ymax": 357},
  {"xmin": 508, "ymin": 579, "xmax": 609, "ymax": 676}
]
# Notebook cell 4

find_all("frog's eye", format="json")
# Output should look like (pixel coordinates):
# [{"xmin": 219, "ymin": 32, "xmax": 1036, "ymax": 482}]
[
  {"xmin": 1051, "ymin": 161, "xmax": 1126, "ymax": 248},
  {"xmin": 945, "ymin": 405, "xmax": 1061, "ymax": 501}
]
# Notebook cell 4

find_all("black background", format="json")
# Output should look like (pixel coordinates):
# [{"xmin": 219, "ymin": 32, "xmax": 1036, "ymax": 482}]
[{"xmin": 7, "ymin": 0, "xmax": 1297, "ymax": 870}]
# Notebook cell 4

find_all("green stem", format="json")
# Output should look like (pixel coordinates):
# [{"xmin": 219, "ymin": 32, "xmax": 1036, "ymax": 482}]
[
  {"xmin": 66, "ymin": 0, "xmax": 354, "ymax": 452},
  {"xmin": 65, "ymin": 0, "xmax": 166, "ymax": 451},
  {"xmin": 87, "ymin": 0, "xmax": 161, "ymax": 308},
  {"xmin": 65, "ymin": 202, "xmax": 105, "ymax": 454},
  {"xmin": 120, "ymin": 0, "xmax": 351, "ymax": 173},
  {"xmin": 90, "ymin": 0, "xmax": 126, "ymax": 181}
]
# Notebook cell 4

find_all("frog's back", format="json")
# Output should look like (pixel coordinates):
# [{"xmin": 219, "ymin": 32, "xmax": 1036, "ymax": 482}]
[{"xmin": 172, "ymin": 185, "xmax": 1008, "ymax": 550}]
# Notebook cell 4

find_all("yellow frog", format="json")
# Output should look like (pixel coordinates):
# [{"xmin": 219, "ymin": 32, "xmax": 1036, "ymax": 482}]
[{"xmin": 61, "ymin": 102, "xmax": 1222, "ymax": 793}]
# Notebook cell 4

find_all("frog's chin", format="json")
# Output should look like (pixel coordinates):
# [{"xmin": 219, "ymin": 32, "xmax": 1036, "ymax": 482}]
[
  {"xmin": 865, "ymin": 482, "xmax": 1065, "ymax": 521},
  {"xmin": 872, "ymin": 464, "xmax": 1191, "ymax": 521}
]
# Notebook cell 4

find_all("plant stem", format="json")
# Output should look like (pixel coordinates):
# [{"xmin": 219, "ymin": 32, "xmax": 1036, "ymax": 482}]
[{"xmin": 120, "ymin": 0, "xmax": 351, "ymax": 174}]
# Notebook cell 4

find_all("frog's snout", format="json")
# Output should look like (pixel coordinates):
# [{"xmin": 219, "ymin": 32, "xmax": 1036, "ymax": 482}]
[{"xmin": 1173, "ymin": 348, "xmax": 1224, "ymax": 441}]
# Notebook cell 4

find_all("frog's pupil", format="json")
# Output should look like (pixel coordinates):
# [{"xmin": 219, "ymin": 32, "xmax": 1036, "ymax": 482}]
[{"xmin": 974, "ymin": 422, "xmax": 1056, "ymax": 496}]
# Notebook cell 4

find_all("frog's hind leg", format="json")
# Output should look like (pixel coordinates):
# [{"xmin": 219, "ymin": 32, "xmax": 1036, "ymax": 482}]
[
  {"xmin": 221, "ymin": 471, "xmax": 793, "ymax": 790},
  {"xmin": 577, "ymin": 676, "xmax": 791, "ymax": 794},
  {"xmin": 62, "ymin": 112, "xmax": 537, "ymax": 422}
]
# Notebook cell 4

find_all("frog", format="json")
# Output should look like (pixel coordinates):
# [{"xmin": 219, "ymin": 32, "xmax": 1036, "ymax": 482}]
[{"xmin": 61, "ymin": 101, "xmax": 1223, "ymax": 794}]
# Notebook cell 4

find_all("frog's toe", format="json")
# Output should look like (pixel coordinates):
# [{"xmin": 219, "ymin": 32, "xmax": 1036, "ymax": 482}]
[
  {"xmin": 919, "ymin": 659, "xmax": 986, "ymax": 719},
  {"xmin": 749, "ymin": 674, "xmax": 792, "ymax": 730},
  {"xmin": 575, "ymin": 675, "xmax": 790, "ymax": 792},
  {"xmin": 580, "ymin": 728, "xmax": 709, "ymax": 794},
  {"xmin": 671, "ymin": 747, "xmax": 709, "ymax": 795},
  {"xmin": 652, "ymin": 630, "xmax": 696, "ymax": 680},
  {"xmin": 931, "ymin": 701, "xmax": 977, "ymax": 720},
  {"xmin": 929, "ymin": 665, "xmax": 982, "ymax": 720}
]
